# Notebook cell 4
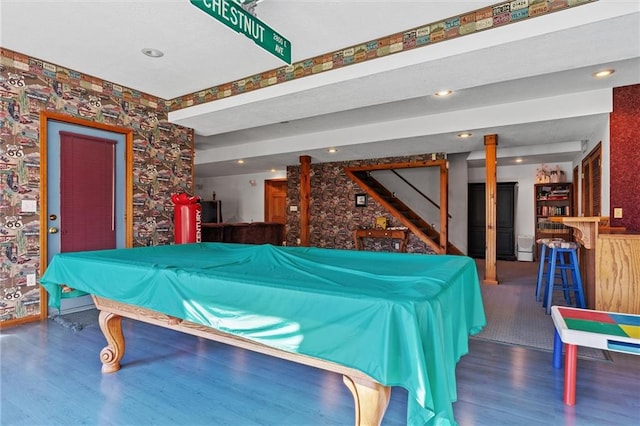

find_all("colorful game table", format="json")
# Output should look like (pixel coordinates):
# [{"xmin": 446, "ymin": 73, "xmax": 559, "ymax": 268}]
[{"xmin": 551, "ymin": 305, "xmax": 640, "ymax": 405}]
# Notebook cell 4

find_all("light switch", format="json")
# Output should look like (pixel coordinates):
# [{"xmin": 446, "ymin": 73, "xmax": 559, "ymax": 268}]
[
  {"xmin": 21, "ymin": 199, "xmax": 37, "ymax": 212},
  {"xmin": 27, "ymin": 274, "xmax": 37, "ymax": 286},
  {"xmin": 613, "ymin": 208, "xmax": 623, "ymax": 219},
  {"xmin": 290, "ymin": 205, "xmax": 298, "ymax": 212}
]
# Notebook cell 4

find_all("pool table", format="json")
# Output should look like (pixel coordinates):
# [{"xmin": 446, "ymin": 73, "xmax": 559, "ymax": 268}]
[{"xmin": 41, "ymin": 243, "xmax": 485, "ymax": 425}]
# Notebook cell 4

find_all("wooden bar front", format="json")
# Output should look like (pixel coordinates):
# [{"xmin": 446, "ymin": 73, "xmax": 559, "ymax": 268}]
[
  {"xmin": 596, "ymin": 233, "xmax": 640, "ymax": 314},
  {"xmin": 551, "ymin": 217, "xmax": 639, "ymax": 314}
]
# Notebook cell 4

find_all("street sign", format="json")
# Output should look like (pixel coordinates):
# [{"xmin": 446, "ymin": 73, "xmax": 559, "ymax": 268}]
[{"xmin": 190, "ymin": 0, "xmax": 291, "ymax": 64}]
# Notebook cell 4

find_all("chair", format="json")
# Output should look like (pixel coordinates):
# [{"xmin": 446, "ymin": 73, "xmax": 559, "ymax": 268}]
[
  {"xmin": 542, "ymin": 240, "xmax": 586, "ymax": 315},
  {"xmin": 535, "ymin": 238, "xmax": 566, "ymax": 302}
]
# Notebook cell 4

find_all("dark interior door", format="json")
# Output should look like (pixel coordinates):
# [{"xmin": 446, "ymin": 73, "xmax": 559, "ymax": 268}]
[
  {"xmin": 468, "ymin": 184, "xmax": 486, "ymax": 258},
  {"xmin": 468, "ymin": 182, "xmax": 516, "ymax": 260}
]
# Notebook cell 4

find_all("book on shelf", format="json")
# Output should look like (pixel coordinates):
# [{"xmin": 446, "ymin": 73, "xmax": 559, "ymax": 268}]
[{"xmin": 537, "ymin": 205, "xmax": 571, "ymax": 216}]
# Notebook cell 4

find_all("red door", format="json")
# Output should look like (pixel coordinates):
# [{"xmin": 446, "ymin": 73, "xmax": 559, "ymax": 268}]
[{"xmin": 59, "ymin": 131, "xmax": 116, "ymax": 252}]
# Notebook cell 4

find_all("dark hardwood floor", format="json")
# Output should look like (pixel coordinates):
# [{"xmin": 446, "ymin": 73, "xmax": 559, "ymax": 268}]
[{"xmin": 2, "ymin": 261, "xmax": 639, "ymax": 425}]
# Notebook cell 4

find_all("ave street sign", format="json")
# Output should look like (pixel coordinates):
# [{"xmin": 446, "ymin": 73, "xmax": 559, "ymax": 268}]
[{"xmin": 190, "ymin": 0, "xmax": 291, "ymax": 64}]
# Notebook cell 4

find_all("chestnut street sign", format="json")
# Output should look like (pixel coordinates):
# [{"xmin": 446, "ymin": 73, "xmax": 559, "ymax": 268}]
[{"xmin": 190, "ymin": 0, "xmax": 291, "ymax": 64}]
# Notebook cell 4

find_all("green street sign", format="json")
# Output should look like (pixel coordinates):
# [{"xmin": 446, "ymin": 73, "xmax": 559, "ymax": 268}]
[{"xmin": 190, "ymin": 0, "xmax": 291, "ymax": 64}]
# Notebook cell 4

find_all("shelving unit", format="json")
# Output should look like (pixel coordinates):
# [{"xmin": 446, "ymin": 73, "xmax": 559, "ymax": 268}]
[{"xmin": 534, "ymin": 183, "xmax": 573, "ymax": 253}]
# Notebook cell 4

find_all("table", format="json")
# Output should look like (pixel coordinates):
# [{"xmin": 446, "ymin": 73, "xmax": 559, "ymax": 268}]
[
  {"xmin": 551, "ymin": 306, "xmax": 640, "ymax": 405},
  {"xmin": 354, "ymin": 228, "xmax": 409, "ymax": 252},
  {"xmin": 41, "ymin": 243, "xmax": 486, "ymax": 425},
  {"xmin": 91, "ymin": 295, "xmax": 391, "ymax": 425}
]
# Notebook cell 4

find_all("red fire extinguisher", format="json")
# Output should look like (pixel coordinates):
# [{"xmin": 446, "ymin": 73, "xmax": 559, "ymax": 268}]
[{"xmin": 171, "ymin": 193, "xmax": 202, "ymax": 244}]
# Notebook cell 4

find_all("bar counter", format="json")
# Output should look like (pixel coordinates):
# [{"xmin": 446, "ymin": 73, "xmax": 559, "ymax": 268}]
[{"xmin": 550, "ymin": 216, "xmax": 639, "ymax": 314}]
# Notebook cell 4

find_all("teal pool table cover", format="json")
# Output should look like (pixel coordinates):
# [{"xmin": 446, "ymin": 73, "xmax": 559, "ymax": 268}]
[{"xmin": 40, "ymin": 243, "xmax": 486, "ymax": 425}]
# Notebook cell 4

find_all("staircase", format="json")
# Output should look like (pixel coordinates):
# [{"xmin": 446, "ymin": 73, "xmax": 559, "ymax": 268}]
[{"xmin": 347, "ymin": 170, "xmax": 463, "ymax": 255}]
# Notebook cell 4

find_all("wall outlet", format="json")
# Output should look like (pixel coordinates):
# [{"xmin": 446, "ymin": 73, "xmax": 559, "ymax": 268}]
[
  {"xmin": 613, "ymin": 207, "xmax": 623, "ymax": 219},
  {"xmin": 290, "ymin": 205, "xmax": 298, "ymax": 212},
  {"xmin": 394, "ymin": 242, "xmax": 400, "ymax": 250}
]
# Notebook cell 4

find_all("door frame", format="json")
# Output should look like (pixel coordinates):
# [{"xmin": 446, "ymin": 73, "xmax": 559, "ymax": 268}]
[
  {"xmin": 39, "ymin": 111, "xmax": 134, "ymax": 316},
  {"xmin": 581, "ymin": 142, "xmax": 602, "ymax": 217}
]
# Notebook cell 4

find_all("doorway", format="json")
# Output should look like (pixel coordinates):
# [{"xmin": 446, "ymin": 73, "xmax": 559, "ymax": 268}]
[
  {"xmin": 264, "ymin": 178, "xmax": 287, "ymax": 224},
  {"xmin": 582, "ymin": 142, "xmax": 602, "ymax": 217},
  {"xmin": 468, "ymin": 182, "xmax": 517, "ymax": 260},
  {"xmin": 40, "ymin": 112, "xmax": 133, "ymax": 314}
]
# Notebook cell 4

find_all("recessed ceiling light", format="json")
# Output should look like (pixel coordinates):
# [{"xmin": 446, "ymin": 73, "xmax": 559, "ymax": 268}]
[
  {"xmin": 457, "ymin": 132, "xmax": 472, "ymax": 138},
  {"xmin": 141, "ymin": 48, "xmax": 164, "ymax": 58},
  {"xmin": 328, "ymin": 148, "xmax": 338, "ymax": 153},
  {"xmin": 593, "ymin": 69, "xmax": 615, "ymax": 78},
  {"xmin": 434, "ymin": 90, "xmax": 453, "ymax": 97},
  {"xmin": 237, "ymin": 159, "xmax": 245, "ymax": 164}
]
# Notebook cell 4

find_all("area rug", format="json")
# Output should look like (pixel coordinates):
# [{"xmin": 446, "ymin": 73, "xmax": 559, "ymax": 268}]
[
  {"xmin": 472, "ymin": 260, "xmax": 611, "ymax": 362},
  {"xmin": 50, "ymin": 308, "xmax": 99, "ymax": 332}
]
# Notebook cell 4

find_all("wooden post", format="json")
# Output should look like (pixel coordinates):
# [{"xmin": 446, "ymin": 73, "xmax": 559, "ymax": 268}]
[
  {"xmin": 439, "ymin": 161, "xmax": 448, "ymax": 252},
  {"xmin": 484, "ymin": 135, "xmax": 499, "ymax": 285},
  {"xmin": 299, "ymin": 155, "xmax": 311, "ymax": 247}
]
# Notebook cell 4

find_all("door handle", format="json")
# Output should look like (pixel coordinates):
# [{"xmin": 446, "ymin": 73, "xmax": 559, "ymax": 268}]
[{"xmin": 48, "ymin": 227, "xmax": 59, "ymax": 234}]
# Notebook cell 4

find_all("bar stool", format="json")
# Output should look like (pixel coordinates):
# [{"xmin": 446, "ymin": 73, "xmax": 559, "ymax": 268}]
[
  {"xmin": 535, "ymin": 238, "xmax": 566, "ymax": 302},
  {"xmin": 542, "ymin": 241, "xmax": 586, "ymax": 315}
]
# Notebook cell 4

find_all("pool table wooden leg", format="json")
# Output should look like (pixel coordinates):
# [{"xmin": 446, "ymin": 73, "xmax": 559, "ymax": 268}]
[
  {"xmin": 342, "ymin": 375, "xmax": 391, "ymax": 426},
  {"xmin": 98, "ymin": 310, "xmax": 126, "ymax": 374}
]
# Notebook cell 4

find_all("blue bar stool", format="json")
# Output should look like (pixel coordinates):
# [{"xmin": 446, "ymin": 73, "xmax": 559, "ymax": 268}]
[
  {"xmin": 542, "ymin": 241, "xmax": 586, "ymax": 315},
  {"xmin": 535, "ymin": 238, "xmax": 565, "ymax": 302}
]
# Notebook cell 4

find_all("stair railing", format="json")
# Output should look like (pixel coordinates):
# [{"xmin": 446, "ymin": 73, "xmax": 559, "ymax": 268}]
[{"xmin": 388, "ymin": 170, "xmax": 452, "ymax": 219}]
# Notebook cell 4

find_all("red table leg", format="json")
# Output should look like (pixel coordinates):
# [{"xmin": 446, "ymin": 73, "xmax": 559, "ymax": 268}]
[{"xmin": 563, "ymin": 343, "xmax": 578, "ymax": 405}]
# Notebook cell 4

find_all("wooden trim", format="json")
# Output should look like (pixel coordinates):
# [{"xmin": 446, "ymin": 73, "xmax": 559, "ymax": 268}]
[
  {"xmin": 299, "ymin": 155, "xmax": 311, "ymax": 246},
  {"xmin": 581, "ymin": 142, "xmax": 602, "ymax": 217},
  {"xmin": 484, "ymin": 134, "xmax": 499, "ymax": 285},
  {"xmin": 573, "ymin": 165, "xmax": 579, "ymax": 217},
  {"xmin": 38, "ymin": 111, "xmax": 134, "ymax": 319},
  {"xmin": 439, "ymin": 162, "xmax": 448, "ymax": 251},
  {"xmin": 344, "ymin": 159, "xmax": 447, "ymax": 173}
]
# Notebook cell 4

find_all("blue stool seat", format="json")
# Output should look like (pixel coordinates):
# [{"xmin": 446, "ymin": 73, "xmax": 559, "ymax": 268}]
[
  {"xmin": 542, "ymin": 241, "xmax": 586, "ymax": 315},
  {"xmin": 535, "ymin": 238, "xmax": 566, "ymax": 302}
]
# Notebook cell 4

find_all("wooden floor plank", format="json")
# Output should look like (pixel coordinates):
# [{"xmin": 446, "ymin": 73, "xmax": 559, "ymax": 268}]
[
  {"xmin": 3, "ymin": 259, "xmax": 639, "ymax": 425},
  {"xmin": 2, "ymin": 317, "xmax": 639, "ymax": 426}
]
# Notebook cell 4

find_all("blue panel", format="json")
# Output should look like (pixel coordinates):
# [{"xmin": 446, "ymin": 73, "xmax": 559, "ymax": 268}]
[{"xmin": 610, "ymin": 313, "xmax": 640, "ymax": 326}]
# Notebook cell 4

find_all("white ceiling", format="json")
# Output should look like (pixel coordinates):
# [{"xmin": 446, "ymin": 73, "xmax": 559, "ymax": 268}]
[{"xmin": 1, "ymin": 0, "xmax": 639, "ymax": 177}]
